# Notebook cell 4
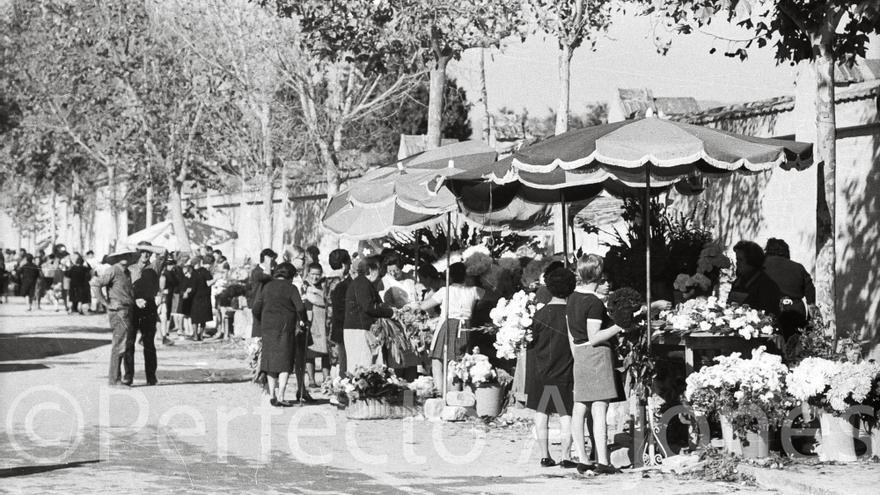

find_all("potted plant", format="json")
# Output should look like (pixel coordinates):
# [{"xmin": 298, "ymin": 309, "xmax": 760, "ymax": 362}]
[
  {"xmin": 449, "ymin": 351, "xmax": 512, "ymax": 417},
  {"xmin": 787, "ymin": 358, "xmax": 880, "ymax": 462},
  {"xmin": 322, "ymin": 365, "xmax": 416, "ymax": 420},
  {"xmin": 685, "ymin": 347, "xmax": 793, "ymax": 458}
]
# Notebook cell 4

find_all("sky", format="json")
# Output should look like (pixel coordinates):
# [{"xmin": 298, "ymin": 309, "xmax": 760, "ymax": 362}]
[{"xmin": 448, "ymin": 6, "xmax": 801, "ymax": 126}]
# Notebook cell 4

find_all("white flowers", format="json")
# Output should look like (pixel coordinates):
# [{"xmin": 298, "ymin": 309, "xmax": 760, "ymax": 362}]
[
  {"xmin": 787, "ymin": 358, "xmax": 880, "ymax": 413},
  {"xmin": 491, "ymin": 290, "xmax": 538, "ymax": 360},
  {"xmin": 449, "ymin": 353, "xmax": 496, "ymax": 387},
  {"xmin": 662, "ymin": 297, "xmax": 776, "ymax": 338}
]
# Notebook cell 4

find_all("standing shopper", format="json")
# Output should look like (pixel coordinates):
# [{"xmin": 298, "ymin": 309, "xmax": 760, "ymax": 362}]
[
  {"xmin": 343, "ymin": 256, "xmax": 394, "ymax": 374},
  {"xmin": 95, "ymin": 254, "xmax": 135, "ymax": 386},
  {"xmin": 253, "ymin": 262, "xmax": 309, "ymax": 407},
  {"xmin": 526, "ymin": 267, "xmax": 577, "ymax": 469},
  {"xmin": 326, "ymin": 249, "xmax": 352, "ymax": 377},
  {"xmin": 65, "ymin": 255, "xmax": 92, "ymax": 314},
  {"xmin": 189, "ymin": 256, "xmax": 214, "ymax": 341},
  {"xmin": 567, "ymin": 254, "xmax": 624, "ymax": 475},
  {"xmin": 248, "ymin": 249, "xmax": 277, "ymax": 338}
]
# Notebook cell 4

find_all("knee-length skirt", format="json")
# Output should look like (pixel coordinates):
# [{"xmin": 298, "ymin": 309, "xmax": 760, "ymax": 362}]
[{"xmin": 572, "ymin": 344, "xmax": 624, "ymax": 403}]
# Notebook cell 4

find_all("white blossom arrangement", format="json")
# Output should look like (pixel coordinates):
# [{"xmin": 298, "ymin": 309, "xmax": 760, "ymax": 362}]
[{"xmin": 489, "ymin": 290, "xmax": 541, "ymax": 360}]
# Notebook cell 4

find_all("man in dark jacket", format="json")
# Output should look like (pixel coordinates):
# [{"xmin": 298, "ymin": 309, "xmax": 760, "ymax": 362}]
[{"xmin": 129, "ymin": 244, "xmax": 166, "ymax": 385}]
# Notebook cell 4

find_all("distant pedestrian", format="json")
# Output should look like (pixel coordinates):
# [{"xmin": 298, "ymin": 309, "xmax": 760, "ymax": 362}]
[
  {"xmin": 18, "ymin": 254, "xmax": 41, "ymax": 311},
  {"xmin": 65, "ymin": 255, "xmax": 92, "ymax": 314},
  {"xmin": 130, "ymin": 244, "xmax": 166, "ymax": 385},
  {"xmin": 326, "ymin": 249, "xmax": 352, "ymax": 377},
  {"xmin": 188, "ymin": 255, "xmax": 214, "ymax": 341}
]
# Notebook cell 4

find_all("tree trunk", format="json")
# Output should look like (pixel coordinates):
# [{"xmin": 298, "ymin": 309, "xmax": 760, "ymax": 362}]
[
  {"xmin": 280, "ymin": 159, "xmax": 289, "ymax": 247},
  {"xmin": 167, "ymin": 176, "xmax": 192, "ymax": 254},
  {"xmin": 260, "ymin": 175, "xmax": 274, "ymax": 249},
  {"xmin": 260, "ymin": 103, "xmax": 275, "ymax": 248},
  {"xmin": 318, "ymin": 139, "xmax": 341, "ymax": 198},
  {"xmin": 555, "ymin": 43, "xmax": 573, "ymax": 135},
  {"xmin": 814, "ymin": 32, "xmax": 837, "ymax": 339},
  {"xmin": 145, "ymin": 185, "xmax": 154, "ymax": 227},
  {"xmin": 50, "ymin": 189, "xmax": 57, "ymax": 245},
  {"xmin": 426, "ymin": 55, "xmax": 451, "ymax": 150},
  {"xmin": 479, "ymin": 48, "xmax": 491, "ymax": 144},
  {"xmin": 107, "ymin": 164, "xmax": 119, "ymax": 252}
]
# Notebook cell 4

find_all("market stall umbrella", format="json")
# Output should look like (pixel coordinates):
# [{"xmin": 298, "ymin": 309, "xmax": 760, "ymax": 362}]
[
  {"xmin": 322, "ymin": 140, "xmax": 497, "ymax": 239},
  {"xmin": 122, "ymin": 220, "xmax": 238, "ymax": 252}
]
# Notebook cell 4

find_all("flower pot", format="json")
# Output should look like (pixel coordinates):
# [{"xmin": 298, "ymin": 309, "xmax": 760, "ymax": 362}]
[
  {"xmin": 720, "ymin": 414, "xmax": 769, "ymax": 458},
  {"xmin": 818, "ymin": 412, "xmax": 857, "ymax": 462},
  {"xmin": 474, "ymin": 384, "xmax": 503, "ymax": 417},
  {"xmin": 345, "ymin": 398, "xmax": 416, "ymax": 420}
]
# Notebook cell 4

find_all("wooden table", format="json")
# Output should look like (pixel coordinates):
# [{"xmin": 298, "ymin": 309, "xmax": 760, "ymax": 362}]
[{"xmin": 652, "ymin": 332, "xmax": 779, "ymax": 374}]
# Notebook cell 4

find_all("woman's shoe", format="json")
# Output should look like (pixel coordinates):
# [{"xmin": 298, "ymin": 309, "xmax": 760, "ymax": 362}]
[
  {"xmin": 540, "ymin": 457, "xmax": 557, "ymax": 467},
  {"xmin": 559, "ymin": 459, "xmax": 578, "ymax": 469},
  {"xmin": 576, "ymin": 463, "xmax": 595, "ymax": 474},
  {"xmin": 269, "ymin": 398, "xmax": 283, "ymax": 407},
  {"xmin": 594, "ymin": 464, "xmax": 622, "ymax": 475},
  {"xmin": 278, "ymin": 399, "xmax": 295, "ymax": 407}
]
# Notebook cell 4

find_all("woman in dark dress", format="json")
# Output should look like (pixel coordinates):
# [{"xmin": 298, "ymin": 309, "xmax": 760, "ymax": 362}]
[
  {"xmin": 526, "ymin": 266, "xmax": 577, "ymax": 469},
  {"xmin": 179, "ymin": 261, "xmax": 195, "ymax": 338},
  {"xmin": 189, "ymin": 256, "xmax": 214, "ymax": 341},
  {"xmin": 253, "ymin": 262, "xmax": 309, "ymax": 407},
  {"xmin": 18, "ymin": 254, "xmax": 41, "ymax": 311},
  {"xmin": 65, "ymin": 255, "xmax": 92, "ymax": 314},
  {"xmin": 567, "ymin": 254, "xmax": 625, "ymax": 475}
]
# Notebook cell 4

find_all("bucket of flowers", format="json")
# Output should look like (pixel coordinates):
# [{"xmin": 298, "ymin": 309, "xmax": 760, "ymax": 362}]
[
  {"xmin": 322, "ymin": 364, "xmax": 418, "ymax": 420},
  {"xmin": 449, "ymin": 351, "xmax": 512, "ymax": 417},
  {"xmin": 660, "ymin": 296, "xmax": 776, "ymax": 340},
  {"xmin": 786, "ymin": 357, "xmax": 880, "ymax": 462},
  {"xmin": 488, "ymin": 290, "xmax": 541, "ymax": 360},
  {"xmin": 684, "ymin": 347, "xmax": 793, "ymax": 458}
]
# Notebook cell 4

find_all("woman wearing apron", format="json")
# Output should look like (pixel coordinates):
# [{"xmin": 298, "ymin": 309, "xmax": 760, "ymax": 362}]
[{"xmin": 413, "ymin": 262, "xmax": 483, "ymax": 392}]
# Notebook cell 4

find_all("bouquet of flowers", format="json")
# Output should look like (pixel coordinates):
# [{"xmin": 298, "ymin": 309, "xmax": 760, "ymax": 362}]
[
  {"xmin": 606, "ymin": 287, "xmax": 644, "ymax": 329},
  {"xmin": 489, "ymin": 290, "xmax": 541, "ymax": 359},
  {"xmin": 322, "ymin": 364, "xmax": 408, "ymax": 406},
  {"xmin": 407, "ymin": 375, "xmax": 437, "ymax": 400},
  {"xmin": 660, "ymin": 296, "xmax": 776, "ymax": 339},
  {"xmin": 370, "ymin": 317, "xmax": 417, "ymax": 364},
  {"xmin": 696, "ymin": 242, "xmax": 731, "ymax": 274},
  {"xmin": 395, "ymin": 305, "xmax": 434, "ymax": 353},
  {"xmin": 449, "ymin": 352, "xmax": 512, "ymax": 388},
  {"xmin": 685, "ymin": 347, "xmax": 794, "ymax": 437},
  {"xmin": 787, "ymin": 358, "xmax": 880, "ymax": 414}
]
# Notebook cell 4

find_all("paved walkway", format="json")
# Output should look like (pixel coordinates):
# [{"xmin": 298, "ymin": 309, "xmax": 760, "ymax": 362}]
[{"xmin": 0, "ymin": 297, "xmax": 779, "ymax": 494}]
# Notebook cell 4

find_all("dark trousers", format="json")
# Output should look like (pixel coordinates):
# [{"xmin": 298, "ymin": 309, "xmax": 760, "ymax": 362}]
[
  {"xmin": 107, "ymin": 308, "xmax": 132, "ymax": 384},
  {"xmin": 127, "ymin": 306, "xmax": 158, "ymax": 382}
]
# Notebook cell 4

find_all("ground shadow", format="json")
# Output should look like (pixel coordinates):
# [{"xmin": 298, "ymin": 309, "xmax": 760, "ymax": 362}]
[
  {"xmin": 0, "ymin": 460, "xmax": 100, "ymax": 478},
  {"xmin": 0, "ymin": 337, "xmax": 108, "ymax": 362},
  {"xmin": 0, "ymin": 326, "xmax": 112, "ymax": 338},
  {"xmin": 0, "ymin": 363, "xmax": 49, "ymax": 373}
]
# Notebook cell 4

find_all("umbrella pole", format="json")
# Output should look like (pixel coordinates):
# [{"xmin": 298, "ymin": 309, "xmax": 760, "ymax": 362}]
[
  {"xmin": 561, "ymin": 191, "xmax": 569, "ymax": 267},
  {"xmin": 644, "ymin": 174, "xmax": 652, "ymax": 349},
  {"xmin": 442, "ymin": 212, "xmax": 451, "ymax": 401}
]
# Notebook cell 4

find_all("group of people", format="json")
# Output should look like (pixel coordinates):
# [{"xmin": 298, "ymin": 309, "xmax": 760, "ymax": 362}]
[
  {"xmin": 1, "ymin": 245, "xmax": 100, "ymax": 313},
  {"xmin": 523, "ymin": 237, "xmax": 816, "ymax": 474}
]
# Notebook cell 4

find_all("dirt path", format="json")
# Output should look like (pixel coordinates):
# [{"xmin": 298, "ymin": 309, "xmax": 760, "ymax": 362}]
[{"xmin": 0, "ymin": 298, "xmax": 771, "ymax": 494}]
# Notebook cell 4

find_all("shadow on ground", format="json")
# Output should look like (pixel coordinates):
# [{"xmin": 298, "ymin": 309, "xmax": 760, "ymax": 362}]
[
  {"xmin": 0, "ymin": 363, "xmax": 50, "ymax": 373},
  {"xmin": 0, "ymin": 337, "xmax": 108, "ymax": 361}
]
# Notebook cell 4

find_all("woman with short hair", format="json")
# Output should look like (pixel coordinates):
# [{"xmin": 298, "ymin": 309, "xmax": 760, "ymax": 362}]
[
  {"xmin": 343, "ymin": 255, "xmax": 395, "ymax": 373},
  {"xmin": 567, "ymin": 254, "xmax": 624, "ymax": 475},
  {"xmin": 526, "ymin": 266, "xmax": 577, "ymax": 469},
  {"xmin": 253, "ymin": 262, "xmax": 309, "ymax": 407}
]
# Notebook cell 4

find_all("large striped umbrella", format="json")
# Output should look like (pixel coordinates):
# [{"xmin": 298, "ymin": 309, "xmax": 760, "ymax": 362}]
[{"xmin": 322, "ymin": 141, "xmax": 497, "ymax": 239}]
